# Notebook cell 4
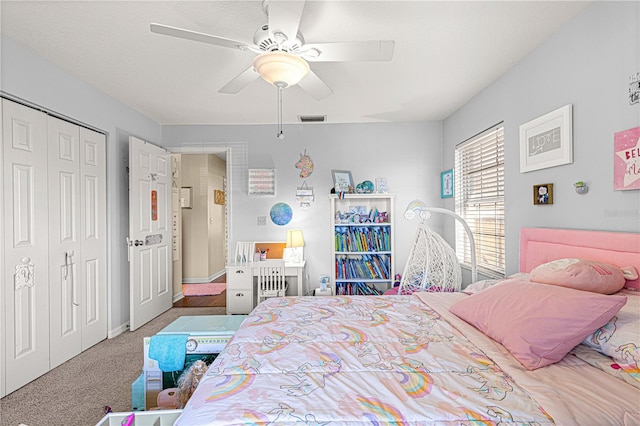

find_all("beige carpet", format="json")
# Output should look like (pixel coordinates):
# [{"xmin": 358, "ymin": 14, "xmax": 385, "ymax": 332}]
[{"xmin": 0, "ymin": 306, "xmax": 226, "ymax": 426}]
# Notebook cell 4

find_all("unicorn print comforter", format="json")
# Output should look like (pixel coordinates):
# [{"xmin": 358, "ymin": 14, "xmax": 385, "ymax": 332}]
[
  {"xmin": 177, "ymin": 294, "xmax": 560, "ymax": 425},
  {"xmin": 177, "ymin": 292, "xmax": 640, "ymax": 425}
]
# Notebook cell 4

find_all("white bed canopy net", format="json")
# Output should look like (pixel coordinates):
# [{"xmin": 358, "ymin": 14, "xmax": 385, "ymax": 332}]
[{"xmin": 398, "ymin": 204, "xmax": 477, "ymax": 294}]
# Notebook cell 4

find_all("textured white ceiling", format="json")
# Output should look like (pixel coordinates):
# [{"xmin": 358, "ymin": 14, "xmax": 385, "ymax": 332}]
[{"xmin": 0, "ymin": 1, "xmax": 590, "ymax": 125}]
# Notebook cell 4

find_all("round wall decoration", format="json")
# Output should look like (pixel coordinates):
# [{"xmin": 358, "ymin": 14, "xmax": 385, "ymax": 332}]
[{"xmin": 270, "ymin": 202, "xmax": 293, "ymax": 226}]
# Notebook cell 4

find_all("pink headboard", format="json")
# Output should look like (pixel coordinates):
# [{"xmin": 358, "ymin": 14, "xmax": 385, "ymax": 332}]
[{"xmin": 520, "ymin": 228, "xmax": 640, "ymax": 290}]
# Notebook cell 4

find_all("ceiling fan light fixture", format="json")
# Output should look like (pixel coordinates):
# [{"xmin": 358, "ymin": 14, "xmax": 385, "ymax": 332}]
[{"xmin": 252, "ymin": 51, "xmax": 309, "ymax": 88}]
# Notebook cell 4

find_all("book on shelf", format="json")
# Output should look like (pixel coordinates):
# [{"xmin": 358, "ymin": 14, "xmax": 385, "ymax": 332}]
[
  {"xmin": 335, "ymin": 254, "xmax": 390, "ymax": 280},
  {"xmin": 334, "ymin": 226, "xmax": 390, "ymax": 252},
  {"xmin": 335, "ymin": 282, "xmax": 383, "ymax": 296}
]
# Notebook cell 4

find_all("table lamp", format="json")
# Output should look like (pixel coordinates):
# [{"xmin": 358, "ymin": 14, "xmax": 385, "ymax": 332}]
[{"xmin": 285, "ymin": 229, "xmax": 305, "ymax": 263}]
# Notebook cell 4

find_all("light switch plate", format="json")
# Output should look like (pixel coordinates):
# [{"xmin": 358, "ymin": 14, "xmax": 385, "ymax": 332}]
[{"xmin": 257, "ymin": 216, "xmax": 267, "ymax": 226}]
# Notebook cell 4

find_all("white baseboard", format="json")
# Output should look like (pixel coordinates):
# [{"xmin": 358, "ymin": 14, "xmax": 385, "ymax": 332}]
[
  {"xmin": 108, "ymin": 322, "xmax": 130, "ymax": 339},
  {"xmin": 182, "ymin": 269, "xmax": 225, "ymax": 284},
  {"xmin": 173, "ymin": 292, "xmax": 184, "ymax": 303}
]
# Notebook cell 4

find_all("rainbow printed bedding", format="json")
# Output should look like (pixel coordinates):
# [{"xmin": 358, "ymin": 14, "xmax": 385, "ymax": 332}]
[{"xmin": 176, "ymin": 294, "xmax": 556, "ymax": 425}]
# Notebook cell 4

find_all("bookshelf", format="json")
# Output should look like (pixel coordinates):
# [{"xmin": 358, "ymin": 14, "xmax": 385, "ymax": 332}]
[{"xmin": 329, "ymin": 194, "xmax": 395, "ymax": 295}]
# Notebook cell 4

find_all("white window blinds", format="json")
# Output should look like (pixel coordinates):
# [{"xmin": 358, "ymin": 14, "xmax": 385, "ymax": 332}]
[{"xmin": 454, "ymin": 124, "xmax": 505, "ymax": 278}]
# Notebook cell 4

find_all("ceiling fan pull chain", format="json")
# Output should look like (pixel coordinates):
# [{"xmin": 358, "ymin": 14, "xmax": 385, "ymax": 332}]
[{"xmin": 277, "ymin": 86, "xmax": 284, "ymax": 139}]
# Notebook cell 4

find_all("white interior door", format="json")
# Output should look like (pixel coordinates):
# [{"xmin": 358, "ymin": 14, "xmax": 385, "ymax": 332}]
[
  {"xmin": 129, "ymin": 137, "xmax": 172, "ymax": 331},
  {"xmin": 47, "ymin": 118, "xmax": 107, "ymax": 368},
  {"xmin": 47, "ymin": 116, "xmax": 82, "ymax": 369},
  {"xmin": 2, "ymin": 99, "xmax": 50, "ymax": 394},
  {"xmin": 79, "ymin": 127, "xmax": 107, "ymax": 350}
]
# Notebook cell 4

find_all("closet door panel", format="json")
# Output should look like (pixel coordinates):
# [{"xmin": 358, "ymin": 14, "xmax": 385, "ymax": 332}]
[
  {"xmin": 2, "ymin": 99, "xmax": 50, "ymax": 395},
  {"xmin": 47, "ymin": 116, "xmax": 81, "ymax": 369},
  {"xmin": 79, "ymin": 127, "xmax": 107, "ymax": 350}
]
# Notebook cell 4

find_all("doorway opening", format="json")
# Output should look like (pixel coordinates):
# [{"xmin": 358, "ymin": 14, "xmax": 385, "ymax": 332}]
[{"xmin": 169, "ymin": 147, "xmax": 231, "ymax": 308}]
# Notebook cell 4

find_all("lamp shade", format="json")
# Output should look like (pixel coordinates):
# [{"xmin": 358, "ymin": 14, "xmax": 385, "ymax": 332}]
[
  {"xmin": 286, "ymin": 229, "xmax": 305, "ymax": 248},
  {"xmin": 253, "ymin": 51, "xmax": 309, "ymax": 88}
]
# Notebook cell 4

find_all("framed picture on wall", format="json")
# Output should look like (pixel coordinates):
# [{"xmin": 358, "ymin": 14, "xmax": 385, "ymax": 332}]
[
  {"xmin": 248, "ymin": 169, "xmax": 276, "ymax": 196},
  {"xmin": 533, "ymin": 183, "xmax": 554, "ymax": 205},
  {"xmin": 614, "ymin": 126, "xmax": 640, "ymax": 191},
  {"xmin": 440, "ymin": 169, "xmax": 454, "ymax": 198},
  {"xmin": 214, "ymin": 189, "xmax": 225, "ymax": 205},
  {"xmin": 180, "ymin": 187, "xmax": 193, "ymax": 208},
  {"xmin": 519, "ymin": 104, "xmax": 573, "ymax": 173}
]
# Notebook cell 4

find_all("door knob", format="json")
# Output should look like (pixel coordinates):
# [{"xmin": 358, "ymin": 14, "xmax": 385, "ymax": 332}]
[{"xmin": 134, "ymin": 240, "xmax": 144, "ymax": 246}]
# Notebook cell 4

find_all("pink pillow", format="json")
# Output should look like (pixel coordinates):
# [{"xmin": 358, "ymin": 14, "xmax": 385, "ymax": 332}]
[
  {"xmin": 449, "ymin": 280, "xmax": 627, "ymax": 370},
  {"xmin": 529, "ymin": 258, "xmax": 632, "ymax": 294}
]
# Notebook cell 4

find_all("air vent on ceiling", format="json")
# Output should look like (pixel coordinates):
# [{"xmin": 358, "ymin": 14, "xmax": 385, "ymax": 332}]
[{"xmin": 298, "ymin": 115, "xmax": 327, "ymax": 123}]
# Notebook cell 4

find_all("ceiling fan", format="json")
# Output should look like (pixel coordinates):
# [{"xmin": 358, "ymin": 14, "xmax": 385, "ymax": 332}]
[{"xmin": 150, "ymin": 0, "xmax": 395, "ymax": 101}]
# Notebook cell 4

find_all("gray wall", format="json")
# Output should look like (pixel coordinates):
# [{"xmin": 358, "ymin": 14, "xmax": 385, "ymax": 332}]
[
  {"xmin": 442, "ymin": 1, "xmax": 640, "ymax": 278},
  {"xmin": 1, "ymin": 37, "xmax": 162, "ymax": 336},
  {"xmin": 161, "ymin": 122, "xmax": 443, "ymax": 292}
]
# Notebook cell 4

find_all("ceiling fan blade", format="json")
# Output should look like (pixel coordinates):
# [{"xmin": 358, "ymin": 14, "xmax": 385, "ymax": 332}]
[
  {"xmin": 297, "ymin": 70, "xmax": 333, "ymax": 100},
  {"xmin": 267, "ymin": 1, "xmax": 305, "ymax": 45},
  {"xmin": 150, "ymin": 23, "xmax": 252, "ymax": 51},
  {"xmin": 218, "ymin": 66, "xmax": 260, "ymax": 94},
  {"xmin": 302, "ymin": 40, "xmax": 395, "ymax": 62}
]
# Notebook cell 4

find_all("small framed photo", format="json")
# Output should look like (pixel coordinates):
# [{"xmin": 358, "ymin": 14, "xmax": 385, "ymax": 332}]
[
  {"xmin": 375, "ymin": 177, "xmax": 388, "ymax": 193},
  {"xmin": 440, "ymin": 169, "xmax": 454, "ymax": 198},
  {"xmin": 332, "ymin": 170, "xmax": 354, "ymax": 193},
  {"xmin": 214, "ymin": 189, "xmax": 225, "ymax": 205},
  {"xmin": 533, "ymin": 183, "xmax": 554, "ymax": 205},
  {"xmin": 519, "ymin": 104, "xmax": 573, "ymax": 173}
]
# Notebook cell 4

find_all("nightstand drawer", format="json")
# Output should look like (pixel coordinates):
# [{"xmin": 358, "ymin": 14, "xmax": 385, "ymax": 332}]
[{"xmin": 227, "ymin": 288, "xmax": 254, "ymax": 314}]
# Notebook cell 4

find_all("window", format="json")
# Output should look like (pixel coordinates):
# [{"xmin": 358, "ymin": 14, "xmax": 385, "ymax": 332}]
[{"xmin": 454, "ymin": 124, "xmax": 505, "ymax": 278}]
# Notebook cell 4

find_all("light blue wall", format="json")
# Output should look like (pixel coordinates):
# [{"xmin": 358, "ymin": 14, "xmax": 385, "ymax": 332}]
[
  {"xmin": 2, "ymin": 1, "xmax": 638, "ymax": 335},
  {"xmin": 1, "ymin": 34, "xmax": 442, "ymax": 334},
  {"xmin": 1, "ymin": 36, "xmax": 162, "ymax": 335},
  {"xmin": 442, "ymin": 1, "xmax": 640, "ymax": 278},
  {"xmin": 161, "ymin": 122, "xmax": 443, "ymax": 291}
]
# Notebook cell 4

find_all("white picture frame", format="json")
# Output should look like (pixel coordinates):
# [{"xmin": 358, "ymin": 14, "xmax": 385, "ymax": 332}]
[
  {"xmin": 519, "ymin": 104, "xmax": 573, "ymax": 173},
  {"xmin": 248, "ymin": 168, "xmax": 276, "ymax": 196},
  {"xmin": 180, "ymin": 187, "xmax": 192, "ymax": 208}
]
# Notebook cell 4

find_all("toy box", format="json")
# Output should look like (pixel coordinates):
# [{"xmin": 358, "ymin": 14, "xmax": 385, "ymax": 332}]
[{"xmin": 141, "ymin": 315, "xmax": 247, "ymax": 410}]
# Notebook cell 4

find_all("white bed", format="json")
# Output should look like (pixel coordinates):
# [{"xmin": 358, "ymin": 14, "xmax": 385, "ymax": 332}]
[{"xmin": 175, "ymin": 227, "xmax": 640, "ymax": 425}]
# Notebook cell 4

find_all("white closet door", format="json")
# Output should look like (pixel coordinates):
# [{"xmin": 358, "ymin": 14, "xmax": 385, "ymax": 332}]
[
  {"xmin": 2, "ymin": 99, "xmax": 50, "ymax": 394},
  {"xmin": 48, "ymin": 118, "xmax": 107, "ymax": 368},
  {"xmin": 48, "ymin": 116, "xmax": 82, "ymax": 369},
  {"xmin": 79, "ymin": 126, "xmax": 107, "ymax": 350}
]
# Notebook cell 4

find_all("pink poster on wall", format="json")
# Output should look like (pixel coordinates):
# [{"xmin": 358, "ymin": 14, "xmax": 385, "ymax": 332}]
[{"xmin": 614, "ymin": 126, "xmax": 640, "ymax": 191}]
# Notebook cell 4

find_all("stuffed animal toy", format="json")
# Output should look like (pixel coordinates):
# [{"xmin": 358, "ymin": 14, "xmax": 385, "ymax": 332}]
[
  {"xmin": 156, "ymin": 388, "xmax": 178, "ymax": 409},
  {"xmin": 175, "ymin": 360, "xmax": 209, "ymax": 408}
]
